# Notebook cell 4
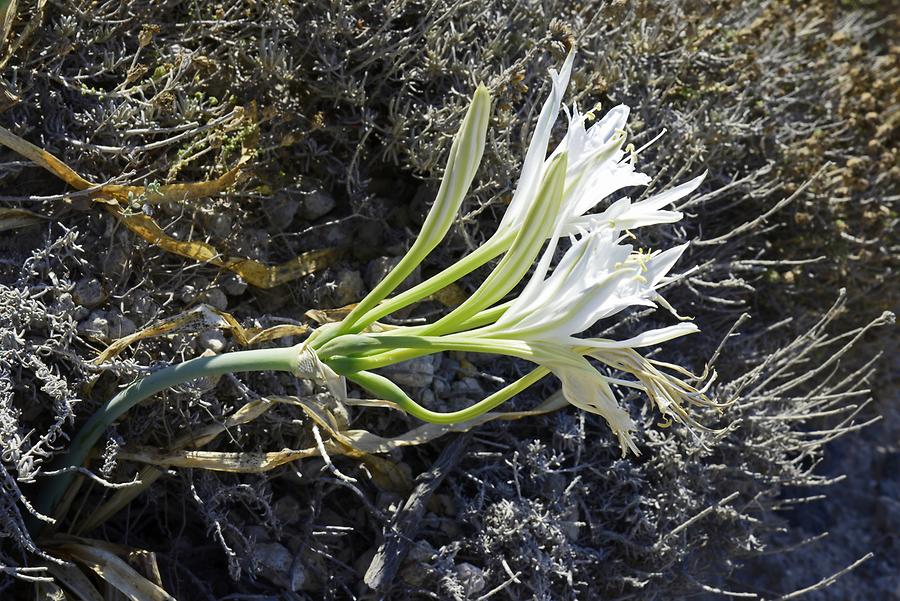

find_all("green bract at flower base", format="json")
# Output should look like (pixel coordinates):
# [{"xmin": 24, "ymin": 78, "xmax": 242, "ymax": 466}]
[{"xmin": 317, "ymin": 84, "xmax": 492, "ymax": 344}]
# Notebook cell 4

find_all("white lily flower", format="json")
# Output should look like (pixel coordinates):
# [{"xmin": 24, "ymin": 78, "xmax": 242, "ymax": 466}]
[
  {"xmin": 486, "ymin": 228, "xmax": 690, "ymax": 344},
  {"xmin": 496, "ymin": 50, "xmax": 706, "ymax": 243},
  {"xmin": 467, "ymin": 217, "xmax": 708, "ymax": 454},
  {"xmin": 320, "ymin": 51, "xmax": 718, "ymax": 455}
]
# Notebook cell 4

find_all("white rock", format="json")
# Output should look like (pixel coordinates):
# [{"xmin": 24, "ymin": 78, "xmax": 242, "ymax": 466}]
[
  {"xmin": 202, "ymin": 287, "xmax": 228, "ymax": 311},
  {"xmin": 255, "ymin": 542, "xmax": 305, "ymax": 592},
  {"xmin": 198, "ymin": 329, "xmax": 227, "ymax": 353}
]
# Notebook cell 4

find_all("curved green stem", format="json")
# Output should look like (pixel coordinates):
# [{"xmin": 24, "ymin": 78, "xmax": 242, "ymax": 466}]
[
  {"xmin": 346, "ymin": 366, "xmax": 549, "ymax": 424},
  {"xmin": 28, "ymin": 345, "xmax": 303, "ymax": 538},
  {"xmin": 321, "ymin": 334, "xmax": 537, "ymax": 374}
]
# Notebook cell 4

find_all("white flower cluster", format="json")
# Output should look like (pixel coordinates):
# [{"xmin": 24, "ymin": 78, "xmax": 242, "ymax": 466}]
[{"xmin": 317, "ymin": 50, "xmax": 721, "ymax": 454}]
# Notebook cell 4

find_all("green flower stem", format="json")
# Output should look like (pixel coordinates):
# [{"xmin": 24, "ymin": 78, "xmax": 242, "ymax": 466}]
[
  {"xmin": 28, "ymin": 345, "xmax": 304, "ymax": 538},
  {"xmin": 419, "ymin": 153, "xmax": 568, "ymax": 337},
  {"xmin": 347, "ymin": 230, "xmax": 514, "ymax": 335},
  {"xmin": 363, "ymin": 300, "xmax": 513, "ymax": 345},
  {"xmin": 346, "ymin": 366, "xmax": 549, "ymax": 424},
  {"xmin": 321, "ymin": 334, "xmax": 537, "ymax": 374}
]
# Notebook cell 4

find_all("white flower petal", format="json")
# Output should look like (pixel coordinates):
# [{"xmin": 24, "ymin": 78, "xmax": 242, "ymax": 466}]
[
  {"xmin": 573, "ymin": 323, "xmax": 700, "ymax": 349},
  {"xmin": 499, "ymin": 50, "xmax": 575, "ymax": 232},
  {"xmin": 552, "ymin": 357, "xmax": 638, "ymax": 456}
]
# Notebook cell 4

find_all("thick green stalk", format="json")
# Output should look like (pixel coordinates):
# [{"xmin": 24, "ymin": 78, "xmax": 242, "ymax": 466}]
[
  {"xmin": 346, "ymin": 366, "xmax": 549, "ymax": 424},
  {"xmin": 321, "ymin": 334, "xmax": 537, "ymax": 374},
  {"xmin": 29, "ymin": 345, "xmax": 303, "ymax": 538}
]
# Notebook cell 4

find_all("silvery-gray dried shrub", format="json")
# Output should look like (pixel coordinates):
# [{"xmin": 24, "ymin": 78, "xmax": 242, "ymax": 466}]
[{"xmin": 0, "ymin": 0, "xmax": 894, "ymax": 597}]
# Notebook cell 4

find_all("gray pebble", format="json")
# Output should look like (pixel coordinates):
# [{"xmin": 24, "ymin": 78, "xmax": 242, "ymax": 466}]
[
  {"xmin": 301, "ymin": 190, "xmax": 336, "ymax": 220},
  {"xmin": 383, "ymin": 355, "xmax": 434, "ymax": 388},
  {"xmin": 202, "ymin": 287, "xmax": 228, "ymax": 311},
  {"xmin": 73, "ymin": 277, "xmax": 106, "ymax": 308}
]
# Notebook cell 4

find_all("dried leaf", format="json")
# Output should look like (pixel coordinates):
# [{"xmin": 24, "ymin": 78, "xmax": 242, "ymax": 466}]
[
  {"xmin": 94, "ymin": 303, "xmax": 309, "ymax": 364},
  {"xmin": 117, "ymin": 446, "xmax": 320, "ymax": 472},
  {"xmin": 0, "ymin": 206, "xmax": 46, "ymax": 231},
  {"xmin": 76, "ymin": 398, "xmax": 277, "ymax": 534},
  {"xmin": 429, "ymin": 282, "xmax": 469, "ymax": 307},
  {"xmin": 53, "ymin": 542, "xmax": 176, "ymax": 601},
  {"xmin": 100, "ymin": 200, "xmax": 344, "ymax": 288},
  {"xmin": 305, "ymin": 304, "xmax": 358, "ymax": 324},
  {"xmin": 114, "ymin": 393, "xmax": 568, "ymax": 473},
  {"xmin": 0, "ymin": 0, "xmax": 18, "ymax": 49},
  {"xmin": 0, "ymin": 124, "xmax": 341, "ymax": 288},
  {"xmin": 43, "ymin": 560, "xmax": 104, "ymax": 601}
]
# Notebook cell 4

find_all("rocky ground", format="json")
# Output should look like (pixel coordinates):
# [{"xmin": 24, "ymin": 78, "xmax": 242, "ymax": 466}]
[{"xmin": 0, "ymin": 1, "xmax": 896, "ymax": 599}]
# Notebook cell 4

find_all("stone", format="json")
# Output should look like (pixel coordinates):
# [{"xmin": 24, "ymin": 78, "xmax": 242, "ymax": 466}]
[
  {"xmin": 300, "ymin": 190, "xmax": 335, "ymax": 220},
  {"xmin": 77, "ymin": 310, "xmax": 109, "ymax": 342},
  {"xmin": 129, "ymin": 290, "xmax": 159, "ymax": 321},
  {"xmin": 198, "ymin": 329, "xmax": 227, "ymax": 353},
  {"xmin": 416, "ymin": 388, "xmax": 436, "ymax": 407},
  {"xmin": 451, "ymin": 377, "xmax": 484, "ymax": 397},
  {"xmin": 179, "ymin": 283, "xmax": 200, "ymax": 304},
  {"xmin": 202, "ymin": 287, "xmax": 228, "ymax": 311},
  {"xmin": 365, "ymin": 256, "xmax": 421, "ymax": 293},
  {"xmin": 102, "ymin": 245, "xmax": 130, "ymax": 279},
  {"xmin": 255, "ymin": 542, "xmax": 305, "ymax": 592},
  {"xmin": 73, "ymin": 277, "xmax": 106, "ymax": 308},
  {"xmin": 382, "ymin": 355, "xmax": 434, "ymax": 388},
  {"xmin": 332, "ymin": 269, "xmax": 364, "ymax": 307},
  {"xmin": 107, "ymin": 313, "xmax": 137, "ymax": 339},
  {"xmin": 273, "ymin": 496, "xmax": 302, "ymax": 526},
  {"xmin": 201, "ymin": 211, "xmax": 232, "ymax": 238},
  {"xmin": 221, "ymin": 273, "xmax": 248, "ymax": 296},
  {"xmin": 455, "ymin": 563, "xmax": 486, "ymax": 596},
  {"xmin": 263, "ymin": 193, "xmax": 300, "ymax": 231},
  {"xmin": 233, "ymin": 229, "xmax": 270, "ymax": 261}
]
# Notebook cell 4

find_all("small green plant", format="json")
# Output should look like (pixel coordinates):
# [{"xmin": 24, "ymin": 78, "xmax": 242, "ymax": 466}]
[{"xmin": 30, "ymin": 51, "xmax": 715, "ymax": 536}]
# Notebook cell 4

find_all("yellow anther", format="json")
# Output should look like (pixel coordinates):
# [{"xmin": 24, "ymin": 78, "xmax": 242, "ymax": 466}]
[{"xmin": 624, "ymin": 142, "xmax": 637, "ymax": 164}]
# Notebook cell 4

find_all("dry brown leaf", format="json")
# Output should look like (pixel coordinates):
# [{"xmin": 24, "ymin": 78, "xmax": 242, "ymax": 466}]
[
  {"xmin": 76, "ymin": 398, "xmax": 277, "ymax": 535},
  {"xmin": 43, "ymin": 559, "xmax": 104, "ymax": 601},
  {"xmin": 117, "ymin": 446, "xmax": 321, "ymax": 472},
  {"xmin": 54, "ymin": 542, "xmax": 176, "ymax": 601},
  {"xmin": 305, "ymin": 303, "xmax": 358, "ymax": 324},
  {"xmin": 0, "ymin": 206, "xmax": 47, "ymax": 231},
  {"xmin": 94, "ymin": 303, "xmax": 309, "ymax": 364},
  {"xmin": 0, "ymin": 0, "xmax": 18, "ymax": 49},
  {"xmin": 99, "ymin": 199, "xmax": 344, "ymax": 288},
  {"xmin": 0, "ymin": 124, "xmax": 342, "ymax": 288},
  {"xmin": 429, "ymin": 282, "xmax": 469, "ymax": 307},
  {"xmin": 114, "ymin": 393, "xmax": 568, "ymax": 476}
]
